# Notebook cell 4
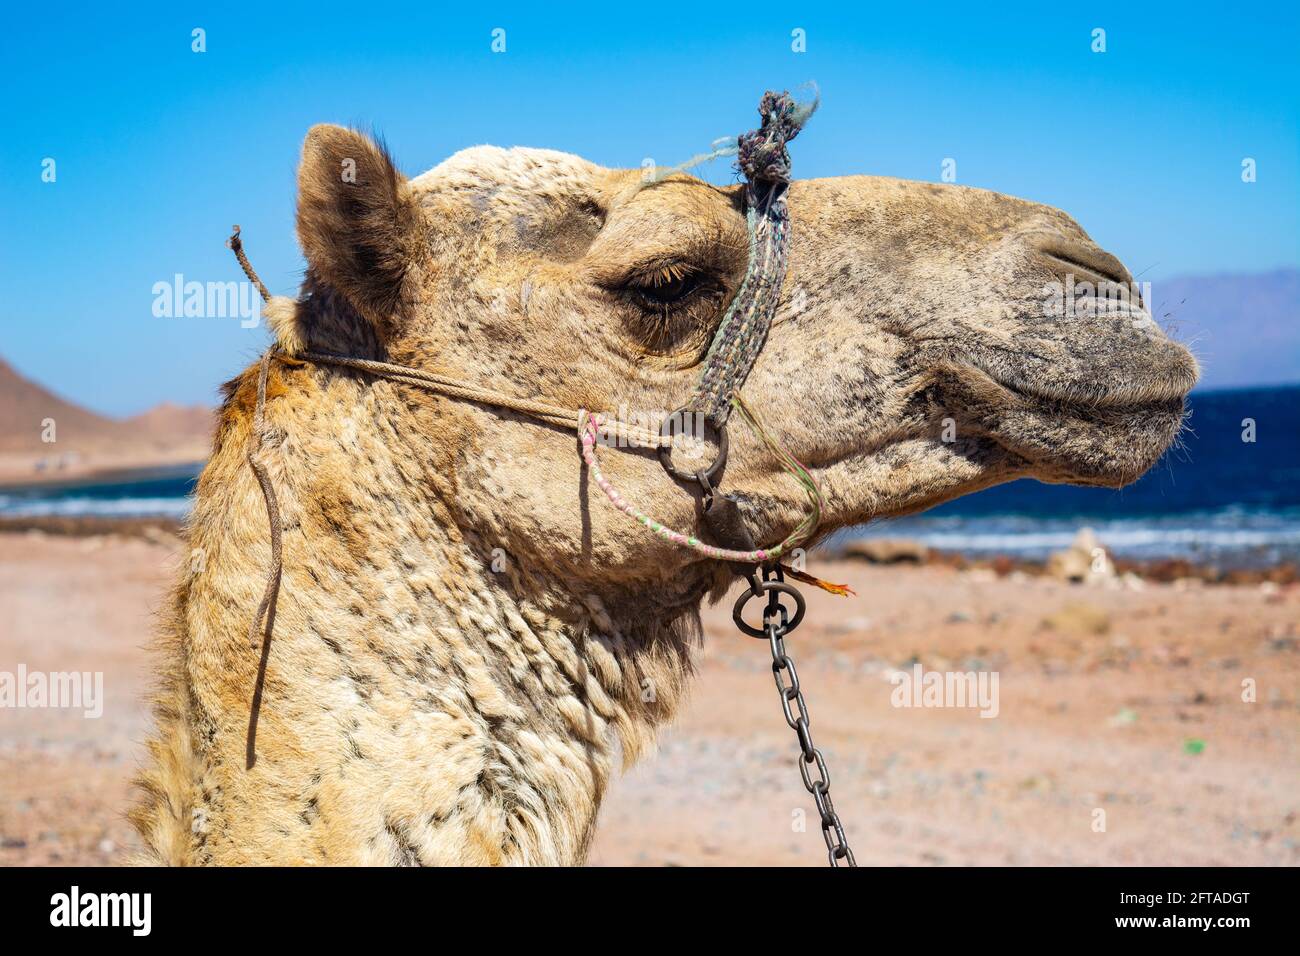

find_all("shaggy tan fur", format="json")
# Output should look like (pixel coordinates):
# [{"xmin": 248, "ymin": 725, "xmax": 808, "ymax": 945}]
[{"xmin": 130, "ymin": 127, "xmax": 1197, "ymax": 865}]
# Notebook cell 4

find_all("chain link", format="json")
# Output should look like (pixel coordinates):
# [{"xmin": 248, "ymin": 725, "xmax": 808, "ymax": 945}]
[{"xmin": 754, "ymin": 566, "xmax": 857, "ymax": 867}]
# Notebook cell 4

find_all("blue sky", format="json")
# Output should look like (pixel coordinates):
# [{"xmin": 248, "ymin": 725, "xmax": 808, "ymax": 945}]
[{"xmin": 2, "ymin": 2, "xmax": 1297, "ymax": 415}]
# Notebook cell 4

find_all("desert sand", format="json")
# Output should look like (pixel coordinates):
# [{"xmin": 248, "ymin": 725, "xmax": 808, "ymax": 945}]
[{"xmin": 0, "ymin": 530, "xmax": 1296, "ymax": 866}]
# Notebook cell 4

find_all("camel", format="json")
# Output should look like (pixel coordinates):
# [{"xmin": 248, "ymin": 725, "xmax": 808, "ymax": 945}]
[{"xmin": 130, "ymin": 118, "xmax": 1198, "ymax": 865}]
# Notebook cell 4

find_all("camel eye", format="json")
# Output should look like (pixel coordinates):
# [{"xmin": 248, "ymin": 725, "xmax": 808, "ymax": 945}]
[
  {"xmin": 627, "ymin": 263, "xmax": 706, "ymax": 306},
  {"xmin": 612, "ymin": 257, "xmax": 730, "ymax": 353}
]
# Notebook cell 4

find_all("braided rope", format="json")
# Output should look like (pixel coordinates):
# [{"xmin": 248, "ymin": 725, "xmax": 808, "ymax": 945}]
[
  {"xmin": 244, "ymin": 347, "xmax": 283, "ymax": 653},
  {"xmin": 689, "ymin": 90, "xmax": 816, "ymax": 425},
  {"xmin": 581, "ymin": 412, "xmax": 772, "ymax": 563}
]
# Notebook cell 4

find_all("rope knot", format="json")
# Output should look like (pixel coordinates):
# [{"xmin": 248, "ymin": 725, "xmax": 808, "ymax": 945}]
[{"xmin": 735, "ymin": 89, "xmax": 819, "ymax": 188}]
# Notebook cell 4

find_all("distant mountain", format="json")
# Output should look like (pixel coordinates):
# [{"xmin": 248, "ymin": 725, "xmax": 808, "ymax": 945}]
[
  {"xmin": 122, "ymin": 401, "xmax": 216, "ymax": 448},
  {"xmin": 0, "ymin": 356, "xmax": 212, "ymax": 482},
  {"xmin": 1149, "ymin": 268, "xmax": 1299, "ymax": 390},
  {"xmin": 0, "ymin": 357, "xmax": 121, "ymax": 453}
]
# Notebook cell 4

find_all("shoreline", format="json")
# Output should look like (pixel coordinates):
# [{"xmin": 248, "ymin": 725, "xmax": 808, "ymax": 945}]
[
  {"xmin": 920, "ymin": 547, "xmax": 1299, "ymax": 587},
  {"xmin": 2, "ymin": 515, "xmax": 1295, "ymax": 586},
  {"xmin": 0, "ymin": 515, "xmax": 184, "ymax": 543},
  {"xmin": 0, "ymin": 452, "xmax": 205, "ymax": 492},
  {"xmin": 0, "ymin": 460, "xmax": 203, "ymax": 495}
]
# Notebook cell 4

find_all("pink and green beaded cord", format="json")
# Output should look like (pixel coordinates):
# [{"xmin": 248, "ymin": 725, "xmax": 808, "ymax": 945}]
[{"xmin": 580, "ymin": 404, "xmax": 822, "ymax": 565}]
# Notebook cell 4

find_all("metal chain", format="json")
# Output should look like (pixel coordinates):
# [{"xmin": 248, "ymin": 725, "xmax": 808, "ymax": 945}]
[{"xmin": 753, "ymin": 565, "xmax": 857, "ymax": 867}]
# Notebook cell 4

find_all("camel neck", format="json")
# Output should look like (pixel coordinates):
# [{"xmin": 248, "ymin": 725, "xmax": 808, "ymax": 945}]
[{"xmin": 167, "ymin": 374, "xmax": 702, "ymax": 864}]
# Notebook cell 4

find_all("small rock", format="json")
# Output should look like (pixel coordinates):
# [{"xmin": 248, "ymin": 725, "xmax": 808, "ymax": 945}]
[
  {"xmin": 837, "ymin": 537, "xmax": 929, "ymax": 564},
  {"xmin": 1019, "ymin": 774, "xmax": 1055, "ymax": 793},
  {"xmin": 1108, "ymin": 707, "xmax": 1138, "ymax": 727},
  {"xmin": 1046, "ymin": 527, "xmax": 1116, "ymax": 585},
  {"xmin": 142, "ymin": 525, "xmax": 173, "ymax": 545},
  {"xmin": 1042, "ymin": 601, "xmax": 1111, "ymax": 635}
]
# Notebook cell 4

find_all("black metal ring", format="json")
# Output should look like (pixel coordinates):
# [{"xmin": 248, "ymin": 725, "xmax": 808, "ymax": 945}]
[
  {"xmin": 658, "ymin": 405, "xmax": 728, "ymax": 484},
  {"xmin": 733, "ymin": 580, "xmax": 806, "ymax": 638}
]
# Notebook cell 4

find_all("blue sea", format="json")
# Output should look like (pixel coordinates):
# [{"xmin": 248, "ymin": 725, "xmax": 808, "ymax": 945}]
[
  {"xmin": 848, "ymin": 385, "xmax": 1300, "ymax": 568},
  {"xmin": 2, "ymin": 386, "xmax": 1297, "ymax": 567}
]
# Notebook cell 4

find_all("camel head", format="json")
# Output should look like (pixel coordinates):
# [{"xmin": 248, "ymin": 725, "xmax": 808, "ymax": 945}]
[
  {"xmin": 283, "ymin": 125, "xmax": 1198, "ymax": 600},
  {"xmin": 130, "ymin": 113, "xmax": 1203, "ymax": 867}
]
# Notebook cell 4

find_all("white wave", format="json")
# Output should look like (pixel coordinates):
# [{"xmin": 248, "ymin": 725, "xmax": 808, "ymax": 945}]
[
  {"xmin": 850, "ymin": 511, "xmax": 1300, "ymax": 565},
  {"xmin": 0, "ymin": 496, "xmax": 193, "ymax": 518}
]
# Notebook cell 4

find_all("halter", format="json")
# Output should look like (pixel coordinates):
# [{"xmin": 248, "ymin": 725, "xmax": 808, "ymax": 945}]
[{"xmin": 232, "ymin": 90, "xmax": 857, "ymax": 866}]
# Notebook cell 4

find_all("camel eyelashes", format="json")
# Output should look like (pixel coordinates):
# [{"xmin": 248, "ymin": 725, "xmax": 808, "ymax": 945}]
[
  {"xmin": 623, "ymin": 261, "xmax": 720, "ymax": 306},
  {"xmin": 629, "ymin": 271, "xmax": 703, "ymax": 305},
  {"xmin": 644, "ymin": 261, "xmax": 694, "ymax": 285}
]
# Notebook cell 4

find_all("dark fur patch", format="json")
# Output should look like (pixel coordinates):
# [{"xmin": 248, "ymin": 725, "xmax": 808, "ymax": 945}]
[{"xmin": 384, "ymin": 818, "xmax": 422, "ymax": 866}]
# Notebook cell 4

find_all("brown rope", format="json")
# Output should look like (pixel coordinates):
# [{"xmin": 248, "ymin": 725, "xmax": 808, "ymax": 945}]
[
  {"xmin": 228, "ymin": 226, "xmax": 283, "ymax": 651},
  {"xmin": 229, "ymin": 226, "xmax": 282, "ymax": 768},
  {"xmin": 244, "ymin": 348, "xmax": 283, "ymax": 651},
  {"xmin": 227, "ymin": 225, "xmax": 271, "ymax": 303},
  {"xmin": 228, "ymin": 225, "xmax": 665, "ymax": 445},
  {"xmin": 301, "ymin": 352, "xmax": 578, "ymax": 431},
  {"xmin": 298, "ymin": 350, "xmax": 673, "ymax": 445}
]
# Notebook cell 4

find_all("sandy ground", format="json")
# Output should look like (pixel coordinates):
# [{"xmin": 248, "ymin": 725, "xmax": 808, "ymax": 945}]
[{"xmin": 0, "ymin": 531, "xmax": 1296, "ymax": 867}]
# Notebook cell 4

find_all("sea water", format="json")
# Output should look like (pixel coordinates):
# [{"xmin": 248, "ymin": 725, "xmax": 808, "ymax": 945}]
[{"xmin": 2, "ymin": 386, "xmax": 1296, "ymax": 568}]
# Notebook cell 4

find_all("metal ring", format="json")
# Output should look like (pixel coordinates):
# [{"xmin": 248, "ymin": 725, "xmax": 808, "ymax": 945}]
[
  {"xmin": 732, "ymin": 580, "xmax": 805, "ymax": 638},
  {"xmin": 658, "ymin": 405, "xmax": 728, "ymax": 484}
]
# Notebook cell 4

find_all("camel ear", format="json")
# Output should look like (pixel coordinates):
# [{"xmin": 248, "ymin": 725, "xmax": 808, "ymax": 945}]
[{"xmin": 296, "ymin": 125, "xmax": 420, "ymax": 333}]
